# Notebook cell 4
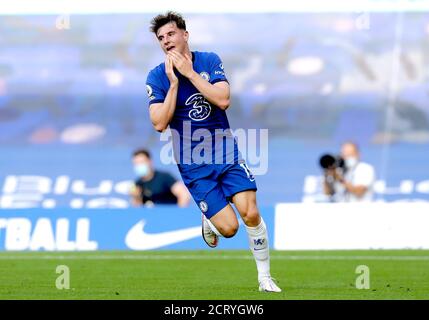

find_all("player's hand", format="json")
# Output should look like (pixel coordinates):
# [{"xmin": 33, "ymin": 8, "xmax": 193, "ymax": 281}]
[
  {"xmin": 165, "ymin": 55, "xmax": 178, "ymax": 85},
  {"xmin": 168, "ymin": 50, "xmax": 194, "ymax": 79}
]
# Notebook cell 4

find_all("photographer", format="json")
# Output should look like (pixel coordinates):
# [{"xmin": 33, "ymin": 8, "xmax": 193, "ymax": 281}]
[{"xmin": 321, "ymin": 142, "xmax": 375, "ymax": 202}]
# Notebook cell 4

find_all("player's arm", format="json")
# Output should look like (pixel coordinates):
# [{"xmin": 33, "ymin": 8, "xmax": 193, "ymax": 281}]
[
  {"xmin": 188, "ymin": 75, "xmax": 230, "ymax": 110},
  {"xmin": 168, "ymin": 51, "xmax": 230, "ymax": 110},
  {"xmin": 170, "ymin": 181, "xmax": 191, "ymax": 207},
  {"xmin": 149, "ymin": 56, "xmax": 179, "ymax": 132}
]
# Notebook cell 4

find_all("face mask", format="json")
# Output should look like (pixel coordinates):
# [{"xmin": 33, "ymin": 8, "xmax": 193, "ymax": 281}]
[
  {"xmin": 134, "ymin": 164, "xmax": 150, "ymax": 177},
  {"xmin": 345, "ymin": 157, "xmax": 358, "ymax": 169}
]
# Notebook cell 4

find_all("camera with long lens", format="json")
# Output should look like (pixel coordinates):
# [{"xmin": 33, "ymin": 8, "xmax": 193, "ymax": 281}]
[
  {"xmin": 319, "ymin": 153, "xmax": 346, "ymax": 198},
  {"xmin": 319, "ymin": 154, "xmax": 345, "ymax": 170}
]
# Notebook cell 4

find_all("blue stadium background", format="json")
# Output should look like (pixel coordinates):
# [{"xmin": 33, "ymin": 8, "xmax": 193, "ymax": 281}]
[{"xmin": 1, "ymin": 12, "xmax": 429, "ymax": 209}]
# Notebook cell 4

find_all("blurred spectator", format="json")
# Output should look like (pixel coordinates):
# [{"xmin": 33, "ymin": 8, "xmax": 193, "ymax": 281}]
[
  {"xmin": 323, "ymin": 142, "xmax": 375, "ymax": 202},
  {"xmin": 130, "ymin": 148, "xmax": 190, "ymax": 207}
]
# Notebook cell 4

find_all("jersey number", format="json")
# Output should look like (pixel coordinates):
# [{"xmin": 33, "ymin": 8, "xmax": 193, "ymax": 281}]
[{"xmin": 186, "ymin": 93, "xmax": 212, "ymax": 121}]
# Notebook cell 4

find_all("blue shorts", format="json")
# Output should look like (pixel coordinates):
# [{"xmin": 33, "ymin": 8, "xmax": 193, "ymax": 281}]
[{"xmin": 179, "ymin": 162, "xmax": 257, "ymax": 218}]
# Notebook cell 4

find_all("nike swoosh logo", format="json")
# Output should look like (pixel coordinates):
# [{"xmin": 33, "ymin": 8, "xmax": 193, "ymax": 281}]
[{"xmin": 125, "ymin": 219, "xmax": 201, "ymax": 250}]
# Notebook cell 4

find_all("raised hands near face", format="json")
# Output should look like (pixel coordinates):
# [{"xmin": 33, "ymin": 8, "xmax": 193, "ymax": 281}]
[
  {"xmin": 167, "ymin": 50, "xmax": 194, "ymax": 79},
  {"xmin": 165, "ymin": 55, "xmax": 178, "ymax": 85}
]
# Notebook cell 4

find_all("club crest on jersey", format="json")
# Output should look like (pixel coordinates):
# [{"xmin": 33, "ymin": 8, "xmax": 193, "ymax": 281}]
[
  {"xmin": 200, "ymin": 72, "xmax": 210, "ymax": 81},
  {"xmin": 199, "ymin": 201, "xmax": 208, "ymax": 213},
  {"xmin": 186, "ymin": 93, "xmax": 211, "ymax": 121}
]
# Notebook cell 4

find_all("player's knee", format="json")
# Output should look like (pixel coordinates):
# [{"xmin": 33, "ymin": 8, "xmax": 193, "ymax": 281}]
[
  {"xmin": 220, "ymin": 223, "xmax": 239, "ymax": 238},
  {"xmin": 242, "ymin": 206, "xmax": 260, "ymax": 226},
  {"xmin": 222, "ymin": 228, "xmax": 238, "ymax": 238}
]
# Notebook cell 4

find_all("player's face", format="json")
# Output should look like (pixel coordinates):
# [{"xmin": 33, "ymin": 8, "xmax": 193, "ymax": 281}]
[{"xmin": 156, "ymin": 22, "xmax": 188, "ymax": 55}]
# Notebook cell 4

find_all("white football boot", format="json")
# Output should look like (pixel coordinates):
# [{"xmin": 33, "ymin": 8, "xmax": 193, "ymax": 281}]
[
  {"xmin": 258, "ymin": 277, "xmax": 282, "ymax": 293},
  {"xmin": 201, "ymin": 214, "xmax": 219, "ymax": 248}
]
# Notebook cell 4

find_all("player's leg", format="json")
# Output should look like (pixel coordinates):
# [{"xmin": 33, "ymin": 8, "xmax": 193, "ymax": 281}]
[
  {"xmin": 208, "ymin": 203, "xmax": 239, "ymax": 238},
  {"xmin": 232, "ymin": 190, "xmax": 281, "ymax": 292},
  {"xmin": 220, "ymin": 163, "xmax": 281, "ymax": 292},
  {"xmin": 200, "ymin": 184, "xmax": 239, "ymax": 242},
  {"xmin": 231, "ymin": 191, "xmax": 268, "ymax": 274},
  {"xmin": 182, "ymin": 170, "xmax": 239, "ymax": 246},
  {"xmin": 201, "ymin": 203, "xmax": 238, "ymax": 247}
]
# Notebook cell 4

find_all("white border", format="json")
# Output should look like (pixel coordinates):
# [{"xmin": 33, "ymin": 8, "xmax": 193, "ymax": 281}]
[{"xmin": 0, "ymin": 0, "xmax": 428, "ymax": 15}]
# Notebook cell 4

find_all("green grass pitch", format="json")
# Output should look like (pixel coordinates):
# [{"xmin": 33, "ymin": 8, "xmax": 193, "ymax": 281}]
[{"xmin": 0, "ymin": 250, "xmax": 428, "ymax": 300}]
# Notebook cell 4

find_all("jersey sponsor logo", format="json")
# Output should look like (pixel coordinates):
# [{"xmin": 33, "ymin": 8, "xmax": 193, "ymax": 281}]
[
  {"xmin": 199, "ymin": 200, "xmax": 208, "ymax": 213},
  {"xmin": 186, "ymin": 93, "xmax": 212, "ymax": 121},
  {"xmin": 199, "ymin": 72, "xmax": 210, "ymax": 81},
  {"xmin": 125, "ymin": 219, "xmax": 201, "ymax": 250}
]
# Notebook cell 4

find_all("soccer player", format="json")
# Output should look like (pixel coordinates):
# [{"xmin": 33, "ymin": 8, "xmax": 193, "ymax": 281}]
[{"xmin": 146, "ymin": 11, "xmax": 281, "ymax": 292}]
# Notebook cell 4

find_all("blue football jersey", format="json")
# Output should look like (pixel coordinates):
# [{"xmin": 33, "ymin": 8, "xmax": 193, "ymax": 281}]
[{"xmin": 146, "ymin": 51, "xmax": 241, "ymax": 169}]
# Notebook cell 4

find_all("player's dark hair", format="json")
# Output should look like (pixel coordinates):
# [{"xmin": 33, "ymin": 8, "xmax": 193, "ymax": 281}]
[
  {"xmin": 132, "ymin": 148, "xmax": 151, "ymax": 159},
  {"xmin": 150, "ymin": 11, "xmax": 186, "ymax": 35}
]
